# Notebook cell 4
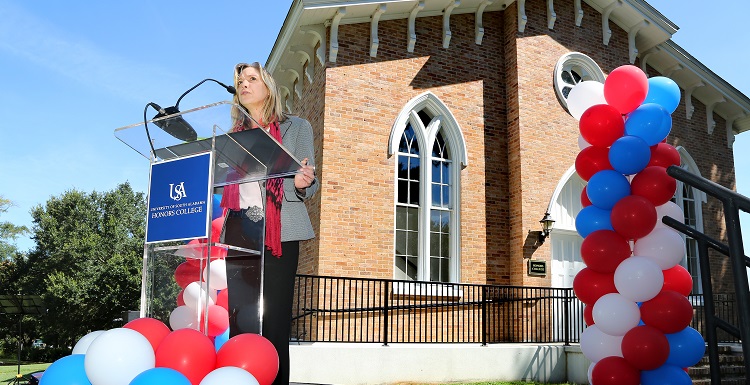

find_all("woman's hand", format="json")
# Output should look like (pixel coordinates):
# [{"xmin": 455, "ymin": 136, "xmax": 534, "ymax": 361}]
[{"xmin": 294, "ymin": 158, "xmax": 315, "ymax": 190}]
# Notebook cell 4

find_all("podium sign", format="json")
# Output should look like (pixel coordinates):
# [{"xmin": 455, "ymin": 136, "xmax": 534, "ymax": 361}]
[{"xmin": 146, "ymin": 152, "xmax": 213, "ymax": 243}]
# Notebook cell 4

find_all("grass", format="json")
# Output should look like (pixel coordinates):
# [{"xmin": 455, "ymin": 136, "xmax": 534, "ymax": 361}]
[
  {"xmin": 0, "ymin": 364, "xmax": 575, "ymax": 385},
  {"xmin": 0, "ymin": 363, "xmax": 50, "ymax": 383},
  {"xmin": 395, "ymin": 381, "xmax": 572, "ymax": 385}
]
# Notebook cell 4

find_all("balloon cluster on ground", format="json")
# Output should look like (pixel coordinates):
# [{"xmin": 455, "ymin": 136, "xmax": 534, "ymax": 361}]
[
  {"xmin": 570, "ymin": 65, "xmax": 705, "ymax": 385},
  {"xmin": 40, "ymin": 319, "xmax": 278, "ymax": 385},
  {"xmin": 41, "ymin": 194, "xmax": 280, "ymax": 385}
]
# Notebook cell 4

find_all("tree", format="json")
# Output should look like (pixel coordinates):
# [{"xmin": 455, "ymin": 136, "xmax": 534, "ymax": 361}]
[
  {"xmin": 0, "ymin": 197, "xmax": 30, "ymax": 357},
  {"xmin": 18, "ymin": 183, "xmax": 146, "ymax": 348}
]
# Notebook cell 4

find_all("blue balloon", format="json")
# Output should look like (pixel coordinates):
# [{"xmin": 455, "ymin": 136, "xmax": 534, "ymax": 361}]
[
  {"xmin": 586, "ymin": 170, "xmax": 631, "ymax": 210},
  {"xmin": 214, "ymin": 327, "xmax": 230, "ymax": 351},
  {"xmin": 211, "ymin": 193, "xmax": 224, "ymax": 220},
  {"xmin": 130, "ymin": 368, "xmax": 191, "ymax": 385},
  {"xmin": 666, "ymin": 326, "xmax": 706, "ymax": 367},
  {"xmin": 641, "ymin": 364, "xmax": 692, "ymax": 385},
  {"xmin": 39, "ymin": 354, "xmax": 91, "ymax": 385},
  {"xmin": 609, "ymin": 135, "xmax": 651, "ymax": 175},
  {"xmin": 625, "ymin": 103, "xmax": 672, "ymax": 145},
  {"xmin": 645, "ymin": 76, "xmax": 681, "ymax": 113},
  {"xmin": 575, "ymin": 205, "xmax": 613, "ymax": 238}
]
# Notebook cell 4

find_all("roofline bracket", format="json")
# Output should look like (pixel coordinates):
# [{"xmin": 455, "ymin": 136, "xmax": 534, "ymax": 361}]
[
  {"xmin": 574, "ymin": 0, "xmax": 583, "ymax": 26},
  {"xmin": 475, "ymin": 0, "xmax": 494, "ymax": 45},
  {"xmin": 443, "ymin": 0, "xmax": 460, "ymax": 49},
  {"xmin": 328, "ymin": 7, "xmax": 346, "ymax": 63},
  {"xmin": 518, "ymin": 0, "xmax": 527, "ymax": 33},
  {"xmin": 407, "ymin": 1, "xmax": 425, "ymax": 52},
  {"xmin": 370, "ymin": 4, "xmax": 387, "ymax": 57},
  {"xmin": 685, "ymin": 81, "xmax": 705, "ymax": 120},
  {"xmin": 547, "ymin": 0, "xmax": 557, "ymax": 30},
  {"xmin": 602, "ymin": 0, "xmax": 622, "ymax": 46}
]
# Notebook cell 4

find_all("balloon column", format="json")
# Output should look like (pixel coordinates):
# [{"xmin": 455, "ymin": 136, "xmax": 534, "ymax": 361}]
[
  {"xmin": 40, "ymin": 319, "xmax": 279, "ymax": 385},
  {"xmin": 171, "ymin": 194, "xmax": 229, "ymax": 337},
  {"xmin": 570, "ymin": 65, "xmax": 705, "ymax": 385}
]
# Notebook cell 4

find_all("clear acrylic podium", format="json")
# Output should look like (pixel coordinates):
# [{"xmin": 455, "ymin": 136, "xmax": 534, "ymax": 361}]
[{"xmin": 114, "ymin": 101, "xmax": 302, "ymax": 336}]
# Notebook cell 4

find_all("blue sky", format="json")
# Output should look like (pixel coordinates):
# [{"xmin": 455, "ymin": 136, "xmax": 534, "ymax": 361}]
[{"xmin": 1, "ymin": 0, "xmax": 748, "ymax": 252}]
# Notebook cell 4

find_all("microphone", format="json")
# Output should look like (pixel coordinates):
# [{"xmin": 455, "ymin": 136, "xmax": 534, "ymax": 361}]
[
  {"xmin": 144, "ymin": 78, "xmax": 237, "ymax": 148},
  {"xmin": 150, "ymin": 103, "xmax": 198, "ymax": 142}
]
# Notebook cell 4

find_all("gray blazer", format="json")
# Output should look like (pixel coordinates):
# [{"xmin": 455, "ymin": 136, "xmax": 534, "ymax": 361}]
[{"xmin": 279, "ymin": 115, "xmax": 318, "ymax": 242}]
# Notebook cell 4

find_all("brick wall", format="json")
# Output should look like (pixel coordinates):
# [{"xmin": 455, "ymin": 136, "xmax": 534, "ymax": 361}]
[{"xmin": 290, "ymin": 0, "xmax": 737, "ymax": 291}]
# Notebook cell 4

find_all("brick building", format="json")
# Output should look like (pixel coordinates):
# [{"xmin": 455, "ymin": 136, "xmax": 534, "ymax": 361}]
[{"xmin": 268, "ymin": 0, "xmax": 748, "ymax": 303}]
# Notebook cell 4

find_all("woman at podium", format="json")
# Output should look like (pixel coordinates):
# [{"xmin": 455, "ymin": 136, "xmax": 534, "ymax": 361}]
[{"xmin": 220, "ymin": 61, "xmax": 317, "ymax": 385}]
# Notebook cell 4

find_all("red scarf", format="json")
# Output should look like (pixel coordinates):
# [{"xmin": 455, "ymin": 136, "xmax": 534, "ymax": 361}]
[{"xmin": 220, "ymin": 121, "xmax": 284, "ymax": 257}]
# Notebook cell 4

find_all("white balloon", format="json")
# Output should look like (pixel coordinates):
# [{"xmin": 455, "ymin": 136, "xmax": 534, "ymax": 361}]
[
  {"xmin": 634, "ymin": 227, "xmax": 686, "ymax": 269},
  {"xmin": 203, "ymin": 259, "xmax": 228, "ymax": 291},
  {"xmin": 183, "ymin": 281, "xmax": 217, "ymax": 311},
  {"xmin": 591, "ymin": 293, "xmax": 641, "ymax": 336},
  {"xmin": 199, "ymin": 367, "xmax": 260, "ymax": 385},
  {"xmin": 84, "ymin": 328, "xmax": 155, "ymax": 385},
  {"xmin": 578, "ymin": 134, "xmax": 591, "ymax": 151},
  {"xmin": 580, "ymin": 325, "xmax": 623, "ymax": 363},
  {"xmin": 655, "ymin": 201, "xmax": 685, "ymax": 229},
  {"xmin": 567, "ymin": 81, "xmax": 606, "ymax": 120},
  {"xmin": 169, "ymin": 305, "xmax": 199, "ymax": 331},
  {"xmin": 72, "ymin": 330, "xmax": 105, "ymax": 355},
  {"xmin": 587, "ymin": 362, "xmax": 595, "ymax": 385},
  {"xmin": 614, "ymin": 256, "xmax": 664, "ymax": 302}
]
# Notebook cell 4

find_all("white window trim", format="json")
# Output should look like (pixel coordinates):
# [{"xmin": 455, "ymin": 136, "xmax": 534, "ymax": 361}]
[
  {"xmin": 391, "ymin": 92, "xmax": 467, "ymax": 284},
  {"xmin": 675, "ymin": 146, "xmax": 706, "ymax": 299}
]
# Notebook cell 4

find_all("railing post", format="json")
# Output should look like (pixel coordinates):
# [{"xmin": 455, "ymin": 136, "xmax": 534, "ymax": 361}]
[
  {"xmin": 563, "ymin": 288, "xmax": 571, "ymax": 346},
  {"xmin": 382, "ymin": 280, "xmax": 389, "ymax": 346},
  {"xmin": 481, "ymin": 286, "xmax": 487, "ymax": 346}
]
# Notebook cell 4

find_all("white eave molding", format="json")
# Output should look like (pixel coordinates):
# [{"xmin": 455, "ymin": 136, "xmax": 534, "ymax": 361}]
[
  {"xmin": 517, "ymin": 0, "xmax": 527, "ymax": 33},
  {"xmin": 601, "ymin": 1, "xmax": 622, "ymax": 46},
  {"xmin": 684, "ymin": 81, "xmax": 704, "ymax": 120},
  {"xmin": 547, "ymin": 0, "xmax": 556, "ymax": 30},
  {"xmin": 328, "ymin": 7, "xmax": 347, "ymax": 62},
  {"xmin": 443, "ymin": 0, "xmax": 460, "ymax": 49},
  {"xmin": 727, "ymin": 114, "xmax": 744, "ymax": 149},
  {"xmin": 574, "ymin": 0, "xmax": 583, "ymax": 26},
  {"xmin": 475, "ymin": 0, "xmax": 494, "ymax": 45},
  {"xmin": 408, "ymin": 1, "xmax": 425, "ymax": 52},
  {"xmin": 370, "ymin": 4, "xmax": 387, "ymax": 57}
]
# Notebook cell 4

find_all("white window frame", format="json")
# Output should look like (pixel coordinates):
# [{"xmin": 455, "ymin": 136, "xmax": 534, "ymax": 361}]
[
  {"xmin": 389, "ymin": 92, "xmax": 468, "ymax": 283},
  {"xmin": 675, "ymin": 147, "xmax": 707, "ymax": 296}
]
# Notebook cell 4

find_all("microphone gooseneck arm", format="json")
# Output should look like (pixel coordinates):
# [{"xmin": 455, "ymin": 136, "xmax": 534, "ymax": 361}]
[
  {"xmin": 143, "ymin": 102, "xmax": 162, "ymax": 159},
  {"xmin": 174, "ymin": 78, "xmax": 236, "ymax": 110}
]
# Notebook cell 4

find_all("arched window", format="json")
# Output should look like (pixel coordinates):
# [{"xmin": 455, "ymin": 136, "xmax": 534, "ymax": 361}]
[
  {"xmin": 674, "ymin": 147, "xmax": 706, "ymax": 295},
  {"xmin": 389, "ymin": 93, "xmax": 467, "ymax": 283}
]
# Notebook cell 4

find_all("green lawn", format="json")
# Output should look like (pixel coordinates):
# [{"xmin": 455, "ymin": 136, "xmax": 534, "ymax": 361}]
[
  {"xmin": 0, "ymin": 364, "xmax": 574, "ymax": 385},
  {"xmin": 0, "ymin": 363, "xmax": 50, "ymax": 383}
]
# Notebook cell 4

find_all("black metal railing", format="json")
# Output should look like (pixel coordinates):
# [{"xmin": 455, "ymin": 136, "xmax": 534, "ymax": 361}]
[
  {"xmin": 291, "ymin": 274, "xmax": 738, "ymax": 346},
  {"xmin": 664, "ymin": 165, "xmax": 750, "ymax": 385}
]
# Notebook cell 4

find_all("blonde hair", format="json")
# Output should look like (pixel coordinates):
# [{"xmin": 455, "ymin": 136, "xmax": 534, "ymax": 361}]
[{"xmin": 231, "ymin": 62, "xmax": 286, "ymax": 129}]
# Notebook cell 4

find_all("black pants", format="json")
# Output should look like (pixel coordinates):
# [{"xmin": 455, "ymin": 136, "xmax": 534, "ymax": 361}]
[{"xmin": 223, "ymin": 210, "xmax": 299, "ymax": 385}]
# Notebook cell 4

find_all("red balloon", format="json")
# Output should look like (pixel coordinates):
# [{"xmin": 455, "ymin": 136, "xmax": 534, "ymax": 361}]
[
  {"xmin": 584, "ymin": 304, "xmax": 594, "ymax": 326},
  {"xmin": 200, "ymin": 305, "xmax": 229, "ymax": 337},
  {"xmin": 611, "ymin": 195, "xmax": 657, "ymax": 240},
  {"xmin": 648, "ymin": 143, "xmax": 680, "ymax": 168},
  {"xmin": 124, "ymin": 317, "xmax": 171, "ymax": 353},
  {"xmin": 579, "ymin": 104, "xmax": 625, "ymax": 147},
  {"xmin": 209, "ymin": 216, "xmax": 224, "ymax": 243},
  {"xmin": 217, "ymin": 333, "xmax": 279, "ymax": 385},
  {"xmin": 575, "ymin": 146, "xmax": 613, "ymax": 181},
  {"xmin": 186, "ymin": 240, "xmax": 227, "ymax": 268},
  {"xmin": 621, "ymin": 325, "xmax": 669, "ymax": 370},
  {"xmin": 156, "ymin": 329, "xmax": 217, "ymax": 385},
  {"xmin": 216, "ymin": 289, "xmax": 229, "ymax": 310},
  {"xmin": 591, "ymin": 356, "xmax": 640, "ymax": 385},
  {"xmin": 581, "ymin": 230, "xmax": 631, "ymax": 273},
  {"xmin": 604, "ymin": 65, "xmax": 649, "ymax": 114},
  {"xmin": 581, "ymin": 186, "xmax": 592, "ymax": 207},
  {"xmin": 175, "ymin": 262, "xmax": 201, "ymax": 288},
  {"xmin": 631, "ymin": 166, "xmax": 677, "ymax": 206},
  {"xmin": 662, "ymin": 265, "xmax": 693, "ymax": 296},
  {"xmin": 573, "ymin": 268, "xmax": 617, "ymax": 305},
  {"xmin": 640, "ymin": 290, "xmax": 694, "ymax": 334}
]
